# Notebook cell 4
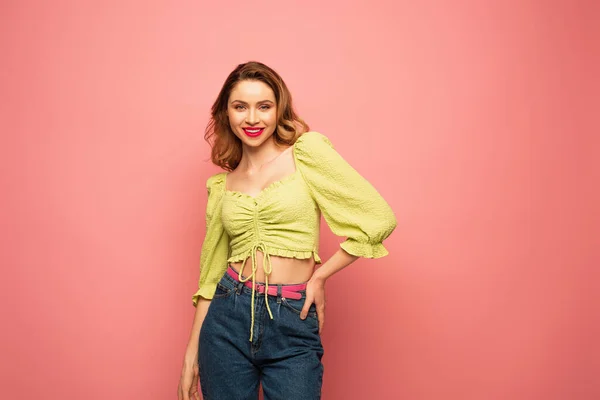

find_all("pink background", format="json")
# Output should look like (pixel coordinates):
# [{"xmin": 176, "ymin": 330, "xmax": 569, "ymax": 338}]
[{"xmin": 1, "ymin": 0, "xmax": 598, "ymax": 399}]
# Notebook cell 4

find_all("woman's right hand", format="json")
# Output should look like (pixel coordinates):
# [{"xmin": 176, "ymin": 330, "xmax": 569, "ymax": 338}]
[
  {"xmin": 180, "ymin": 296, "xmax": 211, "ymax": 399},
  {"xmin": 178, "ymin": 360, "xmax": 201, "ymax": 400}
]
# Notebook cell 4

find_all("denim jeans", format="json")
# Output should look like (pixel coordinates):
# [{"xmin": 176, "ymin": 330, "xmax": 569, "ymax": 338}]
[{"xmin": 198, "ymin": 268, "xmax": 324, "ymax": 400}]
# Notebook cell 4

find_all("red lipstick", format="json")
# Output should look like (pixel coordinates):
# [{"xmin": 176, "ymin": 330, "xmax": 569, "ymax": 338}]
[{"xmin": 243, "ymin": 128, "xmax": 265, "ymax": 137}]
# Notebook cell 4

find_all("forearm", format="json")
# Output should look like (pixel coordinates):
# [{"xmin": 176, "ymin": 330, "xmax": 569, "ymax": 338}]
[
  {"xmin": 183, "ymin": 297, "xmax": 212, "ymax": 366},
  {"xmin": 311, "ymin": 247, "xmax": 359, "ymax": 282}
]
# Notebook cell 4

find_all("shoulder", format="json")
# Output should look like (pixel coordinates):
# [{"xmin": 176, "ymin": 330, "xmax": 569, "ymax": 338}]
[
  {"xmin": 206, "ymin": 172, "xmax": 227, "ymax": 193},
  {"xmin": 294, "ymin": 131, "xmax": 334, "ymax": 153}
]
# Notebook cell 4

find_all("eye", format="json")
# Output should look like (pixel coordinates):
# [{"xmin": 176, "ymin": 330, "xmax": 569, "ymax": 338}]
[{"xmin": 233, "ymin": 104, "xmax": 271, "ymax": 111}]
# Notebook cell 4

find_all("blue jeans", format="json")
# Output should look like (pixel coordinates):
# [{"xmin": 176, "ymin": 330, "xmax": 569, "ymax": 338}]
[{"xmin": 198, "ymin": 269, "xmax": 324, "ymax": 400}]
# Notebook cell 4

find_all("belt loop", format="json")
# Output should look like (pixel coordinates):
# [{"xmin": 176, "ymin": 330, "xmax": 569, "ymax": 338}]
[
  {"xmin": 276, "ymin": 284, "xmax": 283, "ymax": 304},
  {"xmin": 236, "ymin": 281, "xmax": 244, "ymax": 295}
]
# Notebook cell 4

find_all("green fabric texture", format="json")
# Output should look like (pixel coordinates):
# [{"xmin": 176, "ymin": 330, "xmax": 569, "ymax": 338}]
[{"xmin": 192, "ymin": 131, "xmax": 397, "ymax": 307}]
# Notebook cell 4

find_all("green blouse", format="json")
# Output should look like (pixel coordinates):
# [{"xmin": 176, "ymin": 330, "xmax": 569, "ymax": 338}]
[{"xmin": 192, "ymin": 131, "xmax": 397, "ymax": 339}]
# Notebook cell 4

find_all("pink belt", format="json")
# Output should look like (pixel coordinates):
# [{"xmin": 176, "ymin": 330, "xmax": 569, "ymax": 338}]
[{"xmin": 227, "ymin": 265, "xmax": 305, "ymax": 300}]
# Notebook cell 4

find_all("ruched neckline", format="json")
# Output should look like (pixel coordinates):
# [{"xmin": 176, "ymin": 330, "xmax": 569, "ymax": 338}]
[{"xmin": 223, "ymin": 169, "xmax": 300, "ymax": 201}]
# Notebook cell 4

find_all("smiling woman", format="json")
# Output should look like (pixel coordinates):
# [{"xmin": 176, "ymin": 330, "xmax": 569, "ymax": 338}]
[
  {"xmin": 178, "ymin": 61, "xmax": 397, "ymax": 400},
  {"xmin": 228, "ymin": 85, "xmax": 276, "ymax": 139},
  {"xmin": 227, "ymin": 85, "xmax": 285, "ymax": 146}
]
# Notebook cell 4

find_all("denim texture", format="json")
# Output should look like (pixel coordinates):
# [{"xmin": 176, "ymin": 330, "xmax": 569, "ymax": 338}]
[{"xmin": 199, "ymin": 270, "xmax": 324, "ymax": 400}]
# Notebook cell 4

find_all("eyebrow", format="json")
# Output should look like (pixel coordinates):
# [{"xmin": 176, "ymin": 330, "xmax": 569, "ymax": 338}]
[{"xmin": 230, "ymin": 100, "xmax": 275, "ymax": 105}]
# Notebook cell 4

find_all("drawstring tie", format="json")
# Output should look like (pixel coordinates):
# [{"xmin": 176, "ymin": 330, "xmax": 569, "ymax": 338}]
[{"xmin": 237, "ymin": 241, "xmax": 274, "ymax": 342}]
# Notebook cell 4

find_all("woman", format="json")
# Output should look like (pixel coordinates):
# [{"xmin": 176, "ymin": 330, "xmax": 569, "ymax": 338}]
[{"xmin": 178, "ymin": 61, "xmax": 397, "ymax": 400}]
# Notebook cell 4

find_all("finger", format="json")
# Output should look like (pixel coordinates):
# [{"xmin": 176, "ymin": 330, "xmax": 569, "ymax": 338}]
[
  {"xmin": 318, "ymin": 308, "xmax": 325, "ymax": 334},
  {"xmin": 192, "ymin": 364, "xmax": 201, "ymax": 399},
  {"xmin": 300, "ymin": 296, "xmax": 313, "ymax": 319},
  {"xmin": 192, "ymin": 374, "xmax": 200, "ymax": 391},
  {"xmin": 182, "ymin": 382, "xmax": 190, "ymax": 400},
  {"xmin": 190, "ymin": 386, "xmax": 200, "ymax": 400}
]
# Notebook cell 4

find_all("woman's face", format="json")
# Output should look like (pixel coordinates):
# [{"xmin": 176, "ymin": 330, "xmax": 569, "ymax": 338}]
[{"xmin": 227, "ymin": 80, "xmax": 278, "ymax": 148}]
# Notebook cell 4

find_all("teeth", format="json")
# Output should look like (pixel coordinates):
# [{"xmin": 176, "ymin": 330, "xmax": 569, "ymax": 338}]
[{"xmin": 246, "ymin": 129, "xmax": 261, "ymax": 133}]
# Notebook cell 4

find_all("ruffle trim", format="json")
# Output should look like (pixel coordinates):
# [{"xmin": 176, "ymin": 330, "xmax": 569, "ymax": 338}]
[
  {"xmin": 192, "ymin": 284, "xmax": 217, "ymax": 306},
  {"xmin": 227, "ymin": 247, "xmax": 322, "ymax": 264},
  {"xmin": 340, "ymin": 239, "xmax": 389, "ymax": 259},
  {"xmin": 223, "ymin": 170, "xmax": 300, "ymax": 200}
]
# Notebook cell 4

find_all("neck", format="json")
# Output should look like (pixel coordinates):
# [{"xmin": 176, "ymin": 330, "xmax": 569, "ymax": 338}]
[{"xmin": 239, "ymin": 137, "xmax": 286, "ymax": 174}]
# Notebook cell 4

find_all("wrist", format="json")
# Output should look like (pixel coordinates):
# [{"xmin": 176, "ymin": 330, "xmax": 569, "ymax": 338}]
[
  {"xmin": 183, "ymin": 356, "xmax": 197, "ymax": 370},
  {"xmin": 311, "ymin": 267, "xmax": 328, "ymax": 283},
  {"xmin": 184, "ymin": 347, "xmax": 198, "ymax": 364}
]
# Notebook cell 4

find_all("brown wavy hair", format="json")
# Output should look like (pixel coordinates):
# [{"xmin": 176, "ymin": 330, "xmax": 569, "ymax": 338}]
[{"xmin": 204, "ymin": 61, "xmax": 310, "ymax": 171}]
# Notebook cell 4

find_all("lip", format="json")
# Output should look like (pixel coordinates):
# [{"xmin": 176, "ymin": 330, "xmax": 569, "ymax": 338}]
[{"xmin": 243, "ymin": 127, "xmax": 265, "ymax": 137}]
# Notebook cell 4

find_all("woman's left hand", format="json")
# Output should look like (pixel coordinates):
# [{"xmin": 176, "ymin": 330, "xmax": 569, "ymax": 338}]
[{"xmin": 301, "ymin": 274, "xmax": 326, "ymax": 334}]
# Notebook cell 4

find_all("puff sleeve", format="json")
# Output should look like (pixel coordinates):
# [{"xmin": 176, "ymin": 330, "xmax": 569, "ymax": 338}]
[
  {"xmin": 191, "ymin": 172, "xmax": 230, "ymax": 306},
  {"xmin": 294, "ymin": 131, "xmax": 397, "ymax": 258}
]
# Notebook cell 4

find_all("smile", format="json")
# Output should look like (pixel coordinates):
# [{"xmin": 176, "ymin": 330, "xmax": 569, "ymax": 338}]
[{"xmin": 243, "ymin": 128, "xmax": 265, "ymax": 137}]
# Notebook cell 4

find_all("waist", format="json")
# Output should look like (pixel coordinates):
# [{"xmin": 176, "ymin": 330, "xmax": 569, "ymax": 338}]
[
  {"xmin": 225, "ymin": 265, "xmax": 307, "ymax": 300},
  {"xmin": 226, "ymin": 241, "xmax": 315, "ymax": 342},
  {"xmin": 228, "ymin": 259, "xmax": 314, "ymax": 285}
]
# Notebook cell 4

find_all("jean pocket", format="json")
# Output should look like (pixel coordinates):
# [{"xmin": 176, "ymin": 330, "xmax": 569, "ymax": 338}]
[
  {"xmin": 212, "ymin": 282, "xmax": 233, "ymax": 299},
  {"xmin": 281, "ymin": 297, "xmax": 318, "ymax": 321}
]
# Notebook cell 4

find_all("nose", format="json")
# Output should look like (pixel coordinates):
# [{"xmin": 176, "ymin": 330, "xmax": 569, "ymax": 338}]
[{"xmin": 246, "ymin": 108, "xmax": 259, "ymax": 124}]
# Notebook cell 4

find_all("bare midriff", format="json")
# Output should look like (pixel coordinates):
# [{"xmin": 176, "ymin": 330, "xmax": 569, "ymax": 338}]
[{"xmin": 229, "ymin": 252, "xmax": 316, "ymax": 284}]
